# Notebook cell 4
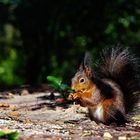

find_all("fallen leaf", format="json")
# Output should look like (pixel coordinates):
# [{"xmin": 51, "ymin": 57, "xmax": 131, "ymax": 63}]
[
  {"xmin": 55, "ymin": 98, "xmax": 65, "ymax": 103},
  {"xmin": 0, "ymin": 102, "xmax": 10, "ymax": 108},
  {"xmin": 7, "ymin": 111, "xmax": 20, "ymax": 120}
]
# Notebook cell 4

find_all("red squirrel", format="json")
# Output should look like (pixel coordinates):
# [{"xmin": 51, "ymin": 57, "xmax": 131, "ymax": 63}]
[{"xmin": 68, "ymin": 47, "xmax": 140, "ymax": 125}]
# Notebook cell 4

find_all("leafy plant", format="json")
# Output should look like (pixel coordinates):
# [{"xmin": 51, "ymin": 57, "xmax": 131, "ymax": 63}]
[
  {"xmin": 0, "ymin": 131, "xmax": 19, "ymax": 140},
  {"xmin": 47, "ymin": 75, "xmax": 74, "ymax": 97}
]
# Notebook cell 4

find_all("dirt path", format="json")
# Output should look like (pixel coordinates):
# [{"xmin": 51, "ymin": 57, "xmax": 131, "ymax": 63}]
[{"xmin": 0, "ymin": 86, "xmax": 139, "ymax": 140}]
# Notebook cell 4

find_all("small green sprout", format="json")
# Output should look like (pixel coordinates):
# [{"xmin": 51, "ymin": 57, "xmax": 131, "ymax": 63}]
[{"xmin": 47, "ymin": 75, "xmax": 74, "ymax": 97}]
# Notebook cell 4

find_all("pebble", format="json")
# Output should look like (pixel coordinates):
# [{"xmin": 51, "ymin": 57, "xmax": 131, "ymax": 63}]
[
  {"xmin": 103, "ymin": 132, "xmax": 113, "ymax": 140},
  {"xmin": 118, "ymin": 136, "xmax": 127, "ymax": 140},
  {"xmin": 21, "ymin": 89, "xmax": 29, "ymax": 96}
]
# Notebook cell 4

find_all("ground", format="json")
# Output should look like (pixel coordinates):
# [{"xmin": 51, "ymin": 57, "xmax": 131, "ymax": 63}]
[{"xmin": 0, "ymin": 85, "xmax": 139, "ymax": 140}]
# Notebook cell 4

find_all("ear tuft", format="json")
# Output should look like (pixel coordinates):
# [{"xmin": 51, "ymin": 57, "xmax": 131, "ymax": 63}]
[
  {"xmin": 79, "ymin": 62, "xmax": 84, "ymax": 71},
  {"xmin": 84, "ymin": 52, "xmax": 93, "ymax": 78},
  {"xmin": 84, "ymin": 52, "xmax": 92, "ymax": 68},
  {"xmin": 78, "ymin": 52, "xmax": 93, "ymax": 78}
]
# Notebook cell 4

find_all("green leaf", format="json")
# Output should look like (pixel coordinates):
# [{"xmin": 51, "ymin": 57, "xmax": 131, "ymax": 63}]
[
  {"xmin": 47, "ymin": 76, "xmax": 61, "ymax": 85},
  {"xmin": 6, "ymin": 131, "xmax": 19, "ymax": 140},
  {"xmin": 47, "ymin": 76, "xmax": 62, "ymax": 90},
  {"xmin": 60, "ymin": 84, "xmax": 69, "ymax": 91},
  {"xmin": 47, "ymin": 75, "xmax": 75, "ymax": 97},
  {"xmin": 0, "ymin": 131, "xmax": 5, "ymax": 137},
  {"xmin": 49, "ymin": 82, "xmax": 61, "ymax": 90},
  {"xmin": 0, "ymin": 131, "xmax": 19, "ymax": 140}
]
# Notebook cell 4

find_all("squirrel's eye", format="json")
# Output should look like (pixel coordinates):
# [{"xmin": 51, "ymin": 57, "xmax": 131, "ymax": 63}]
[{"xmin": 79, "ymin": 78, "xmax": 85, "ymax": 83}]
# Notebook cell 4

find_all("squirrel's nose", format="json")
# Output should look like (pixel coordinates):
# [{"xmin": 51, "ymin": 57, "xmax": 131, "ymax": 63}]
[{"xmin": 71, "ymin": 84, "xmax": 77, "ymax": 91}]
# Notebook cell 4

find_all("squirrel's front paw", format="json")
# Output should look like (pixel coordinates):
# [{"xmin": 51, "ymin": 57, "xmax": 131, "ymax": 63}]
[{"xmin": 67, "ymin": 93, "xmax": 80, "ymax": 100}]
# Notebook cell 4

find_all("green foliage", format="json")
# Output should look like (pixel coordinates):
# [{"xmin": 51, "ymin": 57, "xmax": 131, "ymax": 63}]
[
  {"xmin": 0, "ymin": 131, "xmax": 19, "ymax": 140},
  {"xmin": 0, "ymin": 48, "xmax": 24, "ymax": 85},
  {"xmin": 0, "ymin": 16, "xmax": 24, "ymax": 85},
  {"xmin": 47, "ymin": 76, "xmax": 74, "ymax": 97},
  {"xmin": 0, "ymin": 0, "xmax": 140, "ymax": 85},
  {"xmin": 47, "ymin": 75, "xmax": 62, "ymax": 90},
  {"xmin": 0, "ymin": 23, "xmax": 24, "ymax": 86},
  {"xmin": 0, "ymin": 131, "xmax": 5, "ymax": 137}
]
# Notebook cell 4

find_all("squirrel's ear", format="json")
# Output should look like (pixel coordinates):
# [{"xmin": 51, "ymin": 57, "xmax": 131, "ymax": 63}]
[
  {"xmin": 78, "ymin": 52, "xmax": 91, "ymax": 71},
  {"xmin": 79, "ymin": 62, "xmax": 84, "ymax": 71},
  {"xmin": 84, "ymin": 52, "xmax": 93, "ymax": 77},
  {"xmin": 84, "ymin": 52, "xmax": 92, "ymax": 68}
]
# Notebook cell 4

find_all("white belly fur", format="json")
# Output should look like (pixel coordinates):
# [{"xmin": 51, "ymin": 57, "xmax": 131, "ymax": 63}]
[{"xmin": 93, "ymin": 104, "xmax": 104, "ymax": 122}]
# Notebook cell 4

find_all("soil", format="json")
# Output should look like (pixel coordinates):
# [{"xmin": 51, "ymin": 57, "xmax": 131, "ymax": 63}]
[{"xmin": 0, "ymin": 85, "xmax": 139, "ymax": 140}]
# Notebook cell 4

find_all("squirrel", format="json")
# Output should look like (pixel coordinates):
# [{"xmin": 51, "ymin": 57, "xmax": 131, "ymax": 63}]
[{"xmin": 68, "ymin": 47, "xmax": 140, "ymax": 125}]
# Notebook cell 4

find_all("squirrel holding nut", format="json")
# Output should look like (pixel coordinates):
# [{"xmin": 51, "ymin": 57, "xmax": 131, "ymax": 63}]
[{"xmin": 68, "ymin": 47, "xmax": 140, "ymax": 125}]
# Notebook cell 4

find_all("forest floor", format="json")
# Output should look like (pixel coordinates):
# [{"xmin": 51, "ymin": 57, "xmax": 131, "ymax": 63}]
[{"xmin": 0, "ymin": 85, "xmax": 139, "ymax": 140}]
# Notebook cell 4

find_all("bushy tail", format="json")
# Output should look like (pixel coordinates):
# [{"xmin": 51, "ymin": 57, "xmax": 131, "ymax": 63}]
[{"xmin": 97, "ymin": 47, "xmax": 140, "ymax": 113}]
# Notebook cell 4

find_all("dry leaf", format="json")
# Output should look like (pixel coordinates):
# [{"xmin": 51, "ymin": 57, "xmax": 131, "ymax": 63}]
[
  {"xmin": 7, "ymin": 111, "xmax": 20, "ymax": 120},
  {"xmin": 0, "ymin": 102, "xmax": 10, "ymax": 108}
]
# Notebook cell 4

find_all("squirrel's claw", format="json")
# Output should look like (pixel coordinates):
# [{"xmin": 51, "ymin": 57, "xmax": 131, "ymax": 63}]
[{"xmin": 67, "ymin": 93, "xmax": 80, "ymax": 100}]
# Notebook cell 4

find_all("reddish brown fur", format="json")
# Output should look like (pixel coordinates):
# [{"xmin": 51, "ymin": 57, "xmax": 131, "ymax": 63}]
[
  {"xmin": 67, "ymin": 48, "xmax": 139, "ymax": 124},
  {"xmin": 102, "ymin": 99, "xmax": 114, "ymax": 121},
  {"xmin": 68, "ymin": 73, "xmax": 125, "ymax": 124}
]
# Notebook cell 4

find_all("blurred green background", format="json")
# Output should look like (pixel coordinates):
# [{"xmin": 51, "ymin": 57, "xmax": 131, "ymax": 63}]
[{"xmin": 0, "ymin": 0, "xmax": 140, "ymax": 86}]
